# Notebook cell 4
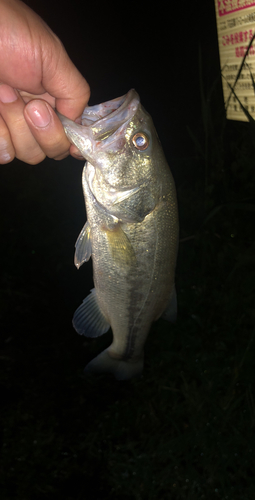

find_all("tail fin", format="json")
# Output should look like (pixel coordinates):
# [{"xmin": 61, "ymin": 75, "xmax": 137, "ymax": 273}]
[{"xmin": 84, "ymin": 348, "xmax": 144, "ymax": 381}]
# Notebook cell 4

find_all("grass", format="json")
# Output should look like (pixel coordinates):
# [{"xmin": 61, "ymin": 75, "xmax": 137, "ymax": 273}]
[{"xmin": 0, "ymin": 68, "xmax": 255, "ymax": 499}]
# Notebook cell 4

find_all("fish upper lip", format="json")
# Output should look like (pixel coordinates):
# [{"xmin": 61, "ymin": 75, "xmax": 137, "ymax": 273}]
[
  {"xmin": 57, "ymin": 89, "xmax": 141, "ymax": 160},
  {"xmin": 81, "ymin": 89, "xmax": 140, "ymax": 140}
]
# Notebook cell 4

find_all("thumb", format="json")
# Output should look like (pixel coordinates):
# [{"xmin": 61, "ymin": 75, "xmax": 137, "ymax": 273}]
[{"xmin": 41, "ymin": 35, "xmax": 90, "ymax": 120}]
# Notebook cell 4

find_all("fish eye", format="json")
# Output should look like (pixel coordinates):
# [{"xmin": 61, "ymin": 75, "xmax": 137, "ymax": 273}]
[{"xmin": 132, "ymin": 133, "xmax": 149, "ymax": 151}]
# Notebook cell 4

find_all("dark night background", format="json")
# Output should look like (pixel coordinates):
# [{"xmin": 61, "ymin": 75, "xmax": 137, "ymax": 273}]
[{"xmin": 1, "ymin": 1, "xmax": 255, "ymax": 499}]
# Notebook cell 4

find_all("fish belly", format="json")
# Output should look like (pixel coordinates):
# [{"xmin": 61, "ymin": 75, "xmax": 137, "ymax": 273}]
[{"xmin": 95, "ymin": 206, "xmax": 176, "ymax": 362}]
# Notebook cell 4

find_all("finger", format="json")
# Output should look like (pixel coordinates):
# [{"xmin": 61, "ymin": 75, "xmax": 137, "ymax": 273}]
[
  {"xmin": 19, "ymin": 90, "xmax": 56, "ymax": 108},
  {"xmin": 70, "ymin": 144, "xmax": 85, "ymax": 160},
  {"xmin": 0, "ymin": 84, "xmax": 46, "ymax": 164},
  {"xmin": 40, "ymin": 36, "xmax": 90, "ymax": 120},
  {"xmin": 24, "ymin": 99, "xmax": 71, "ymax": 160},
  {"xmin": 54, "ymin": 70, "xmax": 91, "ymax": 121},
  {"xmin": 0, "ymin": 0, "xmax": 90, "ymax": 122},
  {"xmin": 0, "ymin": 115, "xmax": 15, "ymax": 164}
]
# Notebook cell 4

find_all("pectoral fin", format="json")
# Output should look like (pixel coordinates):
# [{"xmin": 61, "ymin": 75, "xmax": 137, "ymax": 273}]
[
  {"xmin": 73, "ymin": 288, "xmax": 110, "ymax": 337},
  {"xmin": 74, "ymin": 221, "xmax": 92, "ymax": 269},
  {"xmin": 103, "ymin": 224, "xmax": 136, "ymax": 266},
  {"xmin": 109, "ymin": 189, "xmax": 158, "ymax": 223},
  {"xmin": 110, "ymin": 185, "xmax": 141, "ymax": 205}
]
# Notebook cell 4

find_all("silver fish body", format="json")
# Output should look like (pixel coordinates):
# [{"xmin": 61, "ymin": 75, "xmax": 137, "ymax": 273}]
[{"xmin": 58, "ymin": 89, "xmax": 179, "ymax": 380}]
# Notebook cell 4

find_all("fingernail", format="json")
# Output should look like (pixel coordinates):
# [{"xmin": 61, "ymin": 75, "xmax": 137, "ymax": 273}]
[
  {"xmin": 0, "ymin": 84, "xmax": 18, "ymax": 103},
  {"xmin": 26, "ymin": 100, "xmax": 51, "ymax": 128}
]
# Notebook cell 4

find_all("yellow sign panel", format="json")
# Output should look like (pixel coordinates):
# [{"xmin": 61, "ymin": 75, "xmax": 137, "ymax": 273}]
[{"xmin": 214, "ymin": 0, "xmax": 255, "ymax": 120}]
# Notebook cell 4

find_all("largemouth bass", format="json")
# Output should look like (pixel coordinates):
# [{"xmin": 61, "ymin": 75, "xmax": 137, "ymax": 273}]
[{"xmin": 58, "ymin": 89, "xmax": 179, "ymax": 380}]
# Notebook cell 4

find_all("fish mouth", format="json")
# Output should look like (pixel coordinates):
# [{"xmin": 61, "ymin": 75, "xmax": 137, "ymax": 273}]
[
  {"xmin": 81, "ymin": 89, "xmax": 140, "ymax": 140},
  {"xmin": 58, "ymin": 89, "xmax": 140, "ymax": 159}
]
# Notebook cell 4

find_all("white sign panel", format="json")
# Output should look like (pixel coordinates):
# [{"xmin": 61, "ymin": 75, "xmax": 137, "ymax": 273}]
[{"xmin": 215, "ymin": 1, "xmax": 255, "ymax": 120}]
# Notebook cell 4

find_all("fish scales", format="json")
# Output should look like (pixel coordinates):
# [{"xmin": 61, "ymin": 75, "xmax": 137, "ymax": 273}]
[{"xmin": 58, "ymin": 89, "xmax": 179, "ymax": 380}]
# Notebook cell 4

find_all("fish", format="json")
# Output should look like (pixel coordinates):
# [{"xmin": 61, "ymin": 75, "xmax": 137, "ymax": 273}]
[{"xmin": 58, "ymin": 89, "xmax": 179, "ymax": 380}]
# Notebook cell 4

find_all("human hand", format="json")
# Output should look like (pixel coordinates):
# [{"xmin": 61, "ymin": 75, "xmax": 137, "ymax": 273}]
[{"xmin": 0, "ymin": 0, "xmax": 90, "ymax": 164}]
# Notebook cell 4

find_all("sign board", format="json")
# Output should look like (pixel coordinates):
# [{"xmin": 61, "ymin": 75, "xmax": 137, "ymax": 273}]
[{"xmin": 214, "ymin": 1, "xmax": 255, "ymax": 121}]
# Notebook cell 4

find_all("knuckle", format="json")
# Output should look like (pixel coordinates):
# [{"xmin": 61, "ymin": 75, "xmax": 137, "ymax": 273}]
[
  {"xmin": 46, "ymin": 140, "xmax": 70, "ymax": 159},
  {"xmin": 54, "ymin": 151, "xmax": 70, "ymax": 161},
  {"xmin": 0, "ymin": 137, "xmax": 14, "ymax": 164},
  {"xmin": 18, "ymin": 150, "xmax": 46, "ymax": 165},
  {"xmin": 0, "ymin": 151, "xmax": 15, "ymax": 164}
]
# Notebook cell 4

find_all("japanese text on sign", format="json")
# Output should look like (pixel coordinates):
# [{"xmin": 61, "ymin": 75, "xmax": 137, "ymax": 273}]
[{"xmin": 215, "ymin": 0, "xmax": 255, "ymax": 120}]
